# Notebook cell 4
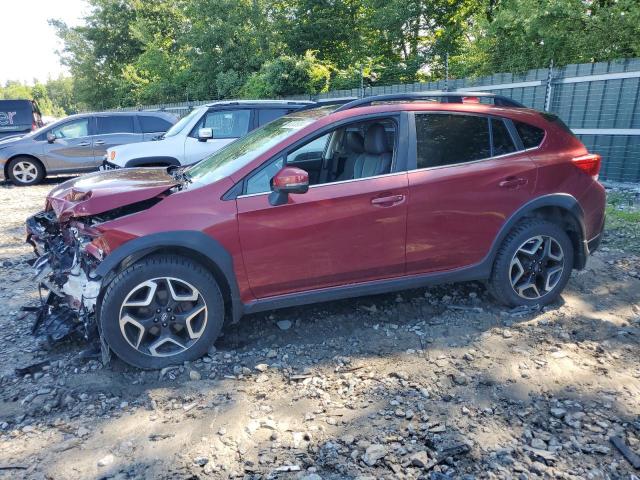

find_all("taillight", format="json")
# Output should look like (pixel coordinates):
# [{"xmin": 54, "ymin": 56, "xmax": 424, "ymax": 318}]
[
  {"xmin": 32, "ymin": 122, "xmax": 37, "ymax": 131},
  {"xmin": 572, "ymin": 153, "xmax": 601, "ymax": 180},
  {"xmin": 462, "ymin": 96, "xmax": 480, "ymax": 103}
]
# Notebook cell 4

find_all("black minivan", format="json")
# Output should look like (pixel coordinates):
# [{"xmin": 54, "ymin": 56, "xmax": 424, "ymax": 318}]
[{"xmin": 0, "ymin": 100, "xmax": 44, "ymax": 140}]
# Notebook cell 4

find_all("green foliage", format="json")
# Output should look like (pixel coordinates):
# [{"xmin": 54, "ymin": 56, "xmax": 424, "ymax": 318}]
[
  {"xmin": 454, "ymin": 0, "xmax": 640, "ymax": 76},
  {"xmin": 50, "ymin": 0, "xmax": 640, "ymax": 108},
  {"xmin": 241, "ymin": 52, "xmax": 330, "ymax": 97}
]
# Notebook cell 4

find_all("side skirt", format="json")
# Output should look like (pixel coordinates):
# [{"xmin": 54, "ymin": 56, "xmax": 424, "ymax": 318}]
[{"xmin": 242, "ymin": 262, "xmax": 492, "ymax": 315}]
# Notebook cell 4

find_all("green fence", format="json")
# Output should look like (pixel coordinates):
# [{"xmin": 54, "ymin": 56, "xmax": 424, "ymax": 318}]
[{"xmin": 115, "ymin": 58, "xmax": 640, "ymax": 182}]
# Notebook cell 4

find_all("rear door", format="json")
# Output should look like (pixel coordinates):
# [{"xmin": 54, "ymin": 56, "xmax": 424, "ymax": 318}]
[
  {"xmin": 93, "ymin": 114, "xmax": 141, "ymax": 164},
  {"xmin": 41, "ymin": 116, "xmax": 95, "ymax": 170},
  {"xmin": 183, "ymin": 108, "xmax": 252, "ymax": 165},
  {"xmin": 405, "ymin": 112, "xmax": 537, "ymax": 274}
]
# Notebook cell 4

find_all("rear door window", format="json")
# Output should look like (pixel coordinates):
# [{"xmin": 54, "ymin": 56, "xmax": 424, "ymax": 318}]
[
  {"xmin": 514, "ymin": 121, "xmax": 545, "ymax": 149},
  {"xmin": 491, "ymin": 118, "xmax": 517, "ymax": 156},
  {"xmin": 139, "ymin": 115, "xmax": 172, "ymax": 133},
  {"xmin": 258, "ymin": 108, "xmax": 289, "ymax": 126},
  {"xmin": 96, "ymin": 115, "xmax": 135, "ymax": 135},
  {"xmin": 415, "ymin": 113, "xmax": 491, "ymax": 169}
]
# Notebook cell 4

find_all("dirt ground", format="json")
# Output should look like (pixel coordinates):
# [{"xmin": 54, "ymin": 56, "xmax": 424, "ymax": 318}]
[{"xmin": 0, "ymin": 178, "xmax": 639, "ymax": 480}]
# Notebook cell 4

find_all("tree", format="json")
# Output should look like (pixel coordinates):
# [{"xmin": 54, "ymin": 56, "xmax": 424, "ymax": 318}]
[{"xmin": 451, "ymin": 0, "xmax": 640, "ymax": 76}]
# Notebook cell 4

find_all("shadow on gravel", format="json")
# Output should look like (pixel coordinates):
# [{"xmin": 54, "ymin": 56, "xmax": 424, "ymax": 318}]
[{"xmin": 1, "ymin": 253, "xmax": 639, "ymax": 478}]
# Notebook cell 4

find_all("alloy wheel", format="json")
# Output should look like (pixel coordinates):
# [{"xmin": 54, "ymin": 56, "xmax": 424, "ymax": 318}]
[
  {"xmin": 119, "ymin": 277, "xmax": 208, "ymax": 357},
  {"xmin": 12, "ymin": 161, "xmax": 38, "ymax": 183},
  {"xmin": 509, "ymin": 235, "xmax": 565, "ymax": 300}
]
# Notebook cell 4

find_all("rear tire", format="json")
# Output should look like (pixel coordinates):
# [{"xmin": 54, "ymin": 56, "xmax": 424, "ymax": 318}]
[
  {"xmin": 7, "ymin": 156, "xmax": 45, "ymax": 186},
  {"xmin": 100, "ymin": 255, "xmax": 224, "ymax": 369},
  {"xmin": 488, "ymin": 219, "xmax": 573, "ymax": 308}
]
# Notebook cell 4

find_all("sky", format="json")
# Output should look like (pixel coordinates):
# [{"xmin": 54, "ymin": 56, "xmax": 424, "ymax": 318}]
[{"xmin": 0, "ymin": 0, "xmax": 88, "ymax": 84}]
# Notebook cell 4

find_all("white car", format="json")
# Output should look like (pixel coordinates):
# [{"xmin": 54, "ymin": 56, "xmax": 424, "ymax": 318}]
[{"xmin": 103, "ymin": 100, "xmax": 315, "ymax": 169}]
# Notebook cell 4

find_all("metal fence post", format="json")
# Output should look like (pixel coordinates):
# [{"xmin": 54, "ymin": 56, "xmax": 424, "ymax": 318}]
[{"xmin": 544, "ymin": 59, "xmax": 554, "ymax": 112}]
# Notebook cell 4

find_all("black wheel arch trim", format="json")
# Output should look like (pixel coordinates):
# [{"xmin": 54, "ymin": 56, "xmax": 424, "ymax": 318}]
[
  {"xmin": 484, "ymin": 193, "xmax": 587, "ymax": 269},
  {"xmin": 124, "ymin": 156, "xmax": 181, "ymax": 168},
  {"xmin": 93, "ymin": 231, "xmax": 243, "ymax": 323}
]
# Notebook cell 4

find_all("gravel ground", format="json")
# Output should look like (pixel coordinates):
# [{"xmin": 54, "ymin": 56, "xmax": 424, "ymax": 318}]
[{"xmin": 0, "ymin": 178, "xmax": 639, "ymax": 480}]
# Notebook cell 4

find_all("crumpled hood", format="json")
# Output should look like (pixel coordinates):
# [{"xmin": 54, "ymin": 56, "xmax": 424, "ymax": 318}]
[{"xmin": 47, "ymin": 168, "xmax": 177, "ymax": 221}]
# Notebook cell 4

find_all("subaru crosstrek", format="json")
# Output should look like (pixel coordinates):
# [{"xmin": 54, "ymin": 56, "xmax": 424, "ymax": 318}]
[{"xmin": 26, "ymin": 92, "xmax": 606, "ymax": 368}]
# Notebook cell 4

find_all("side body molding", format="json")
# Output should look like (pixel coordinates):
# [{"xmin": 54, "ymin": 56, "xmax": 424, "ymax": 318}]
[{"xmin": 93, "ymin": 231, "xmax": 243, "ymax": 322}]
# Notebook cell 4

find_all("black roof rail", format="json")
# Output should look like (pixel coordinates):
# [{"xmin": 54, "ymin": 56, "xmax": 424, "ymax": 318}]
[
  {"xmin": 296, "ymin": 97, "xmax": 358, "ymax": 112},
  {"xmin": 335, "ymin": 91, "xmax": 525, "ymax": 112}
]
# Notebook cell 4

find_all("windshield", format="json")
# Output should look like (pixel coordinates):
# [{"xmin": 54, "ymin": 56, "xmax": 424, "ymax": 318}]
[
  {"xmin": 186, "ymin": 106, "xmax": 336, "ymax": 185},
  {"xmin": 164, "ymin": 107, "xmax": 202, "ymax": 138}
]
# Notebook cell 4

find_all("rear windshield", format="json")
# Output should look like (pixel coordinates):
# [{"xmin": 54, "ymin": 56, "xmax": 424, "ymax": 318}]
[{"xmin": 0, "ymin": 100, "xmax": 34, "ymax": 132}]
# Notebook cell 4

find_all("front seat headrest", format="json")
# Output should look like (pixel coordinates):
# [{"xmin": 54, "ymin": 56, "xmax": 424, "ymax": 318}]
[
  {"xmin": 364, "ymin": 123, "xmax": 390, "ymax": 154},
  {"xmin": 346, "ymin": 131, "xmax": 364, "ymax": 154}
]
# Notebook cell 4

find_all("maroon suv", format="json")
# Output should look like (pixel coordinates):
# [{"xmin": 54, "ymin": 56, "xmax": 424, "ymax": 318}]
[{"xmin": 26, "ymin": 93, "xmax": 606, "ymax": 368}]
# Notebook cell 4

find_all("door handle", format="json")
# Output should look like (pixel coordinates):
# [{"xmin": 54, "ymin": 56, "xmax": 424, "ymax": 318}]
[
  {"xmin": 78, "ymin": 142, "xmax": 91, "ymax": 147},
  {"xmin": 94, "ymin": 140, "xmax": 105, "ymax": 145},
  {"xmin": 371, "ymin": 194, "xmax": 405, "ymax": 206},
  {"xmin": 499, "ymin": 176, "xmax": 528, "ymax": 189}
]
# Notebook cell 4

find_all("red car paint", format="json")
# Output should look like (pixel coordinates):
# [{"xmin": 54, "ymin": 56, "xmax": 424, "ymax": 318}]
[{"xmin": 43, "ymin": 101, "xmax": 606, "ymax": 309}]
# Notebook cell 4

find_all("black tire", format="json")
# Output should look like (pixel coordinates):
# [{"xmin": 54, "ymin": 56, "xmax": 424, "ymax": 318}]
[
  {"xmin": 100, "ymin": 255, "xmax": 224, "ymax": 369},
  {"xmin": 488, "ymin": 219, "xmax": 574, "ymax": 308},
  {"xmin": 7, "ymin": 156, "xmax": 45, "ymax": 186}
]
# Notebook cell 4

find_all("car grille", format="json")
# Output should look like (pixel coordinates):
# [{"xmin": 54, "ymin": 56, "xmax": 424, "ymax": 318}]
[{"xmin": 101, "ymin": 160, "xmax": 121, "ymax": 170}]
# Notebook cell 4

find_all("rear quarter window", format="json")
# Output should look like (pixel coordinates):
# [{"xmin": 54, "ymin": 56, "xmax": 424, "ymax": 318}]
[{"xmin": 514, "ymin": 121, "xmax": 545, "ymax": 149}]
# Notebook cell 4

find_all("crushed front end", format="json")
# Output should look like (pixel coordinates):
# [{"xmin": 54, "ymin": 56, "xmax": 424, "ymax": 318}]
[{"xmin": 26, "ymin": 210, "xmax": 104, "ymax": 345}]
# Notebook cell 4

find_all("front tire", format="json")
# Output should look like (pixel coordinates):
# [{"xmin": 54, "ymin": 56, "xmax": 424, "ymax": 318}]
[
  {"xmin": 488, "ymin": 219, "xmax": 573, "ymax": 308},
  {"xmin": 100, "ymin": 255, "xmax": 224, "ymax": 369},
  {"xmin": 7, "ymin": 156, "xmax": 45, "ymax": 186}
]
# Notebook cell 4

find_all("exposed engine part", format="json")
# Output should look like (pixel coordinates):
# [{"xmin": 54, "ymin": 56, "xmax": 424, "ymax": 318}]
[{"xmin": 26, "ymin": 211, "xmax": 103, "ymax": 345}]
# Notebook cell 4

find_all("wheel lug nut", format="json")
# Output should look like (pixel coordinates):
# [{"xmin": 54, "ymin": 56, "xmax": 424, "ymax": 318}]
[
  {"xmin": 171, "ymin": 316, "xmax": 175, "ymax": 321},
  {"xmin": 162, "ymin": 323, "xmax": 167, "ymax": 327},
  {"xmin": 154, "ymin": 318, "xmax": 158, "ymax": 323},
  {"xmin": 156, "ymin": 309, "xmax": 161, "ymax": 313},
  {"xmin": 166, "ymin": 307, "xmax": 172, "ymax": 312}
]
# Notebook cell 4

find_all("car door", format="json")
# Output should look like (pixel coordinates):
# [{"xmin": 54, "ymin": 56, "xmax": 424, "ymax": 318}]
[
  {"xmin": 183, "ymin": 109, "xmax": 251, "ymax": 165},
  {"xmin": 93, "ymin": 114, "xmax": 141, "ymax": 164},
  {"xmin": 41, "ymin": 116, "xmax": 95, "ymax": 171},
  {"xmin": 405, "ymin": 112, "xmax": 538, "ymax": 274},
  {"xmin": 236, "ymin": 115, "xmax": 409, "ymax": 299}
]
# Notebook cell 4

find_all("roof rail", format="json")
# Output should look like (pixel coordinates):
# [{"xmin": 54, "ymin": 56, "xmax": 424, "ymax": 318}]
[
  {"xmin": 335, "ymin": 91, "xmax": 525, "ymax": 112},
  {"xmin": 296, "ymin": 97, "xmax": 358, "ymax": 112}
]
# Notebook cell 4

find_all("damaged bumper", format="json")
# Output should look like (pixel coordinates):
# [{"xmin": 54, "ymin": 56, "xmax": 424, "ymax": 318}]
[{"xmin": 26, "ymin": 211, "xmax": 103, "ymax": 343}]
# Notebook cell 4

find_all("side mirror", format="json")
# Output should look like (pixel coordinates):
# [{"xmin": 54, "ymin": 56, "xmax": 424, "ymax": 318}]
[
  {"xmin": 269, "ymin": 166, "xmax": 309, "ymax": 206},
  {"xmin": 46, "ymin": 132, "xmax": 56, "ymax": 143},
  {"xmin": 198, "ymin": 127, "xmax": 213, "ymax": 142}
]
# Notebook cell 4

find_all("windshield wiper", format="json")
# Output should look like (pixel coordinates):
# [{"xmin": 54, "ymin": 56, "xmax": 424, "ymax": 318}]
[{"xmin": 168, "ymin": 166, "xmax": 191, "ymax": 185}]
